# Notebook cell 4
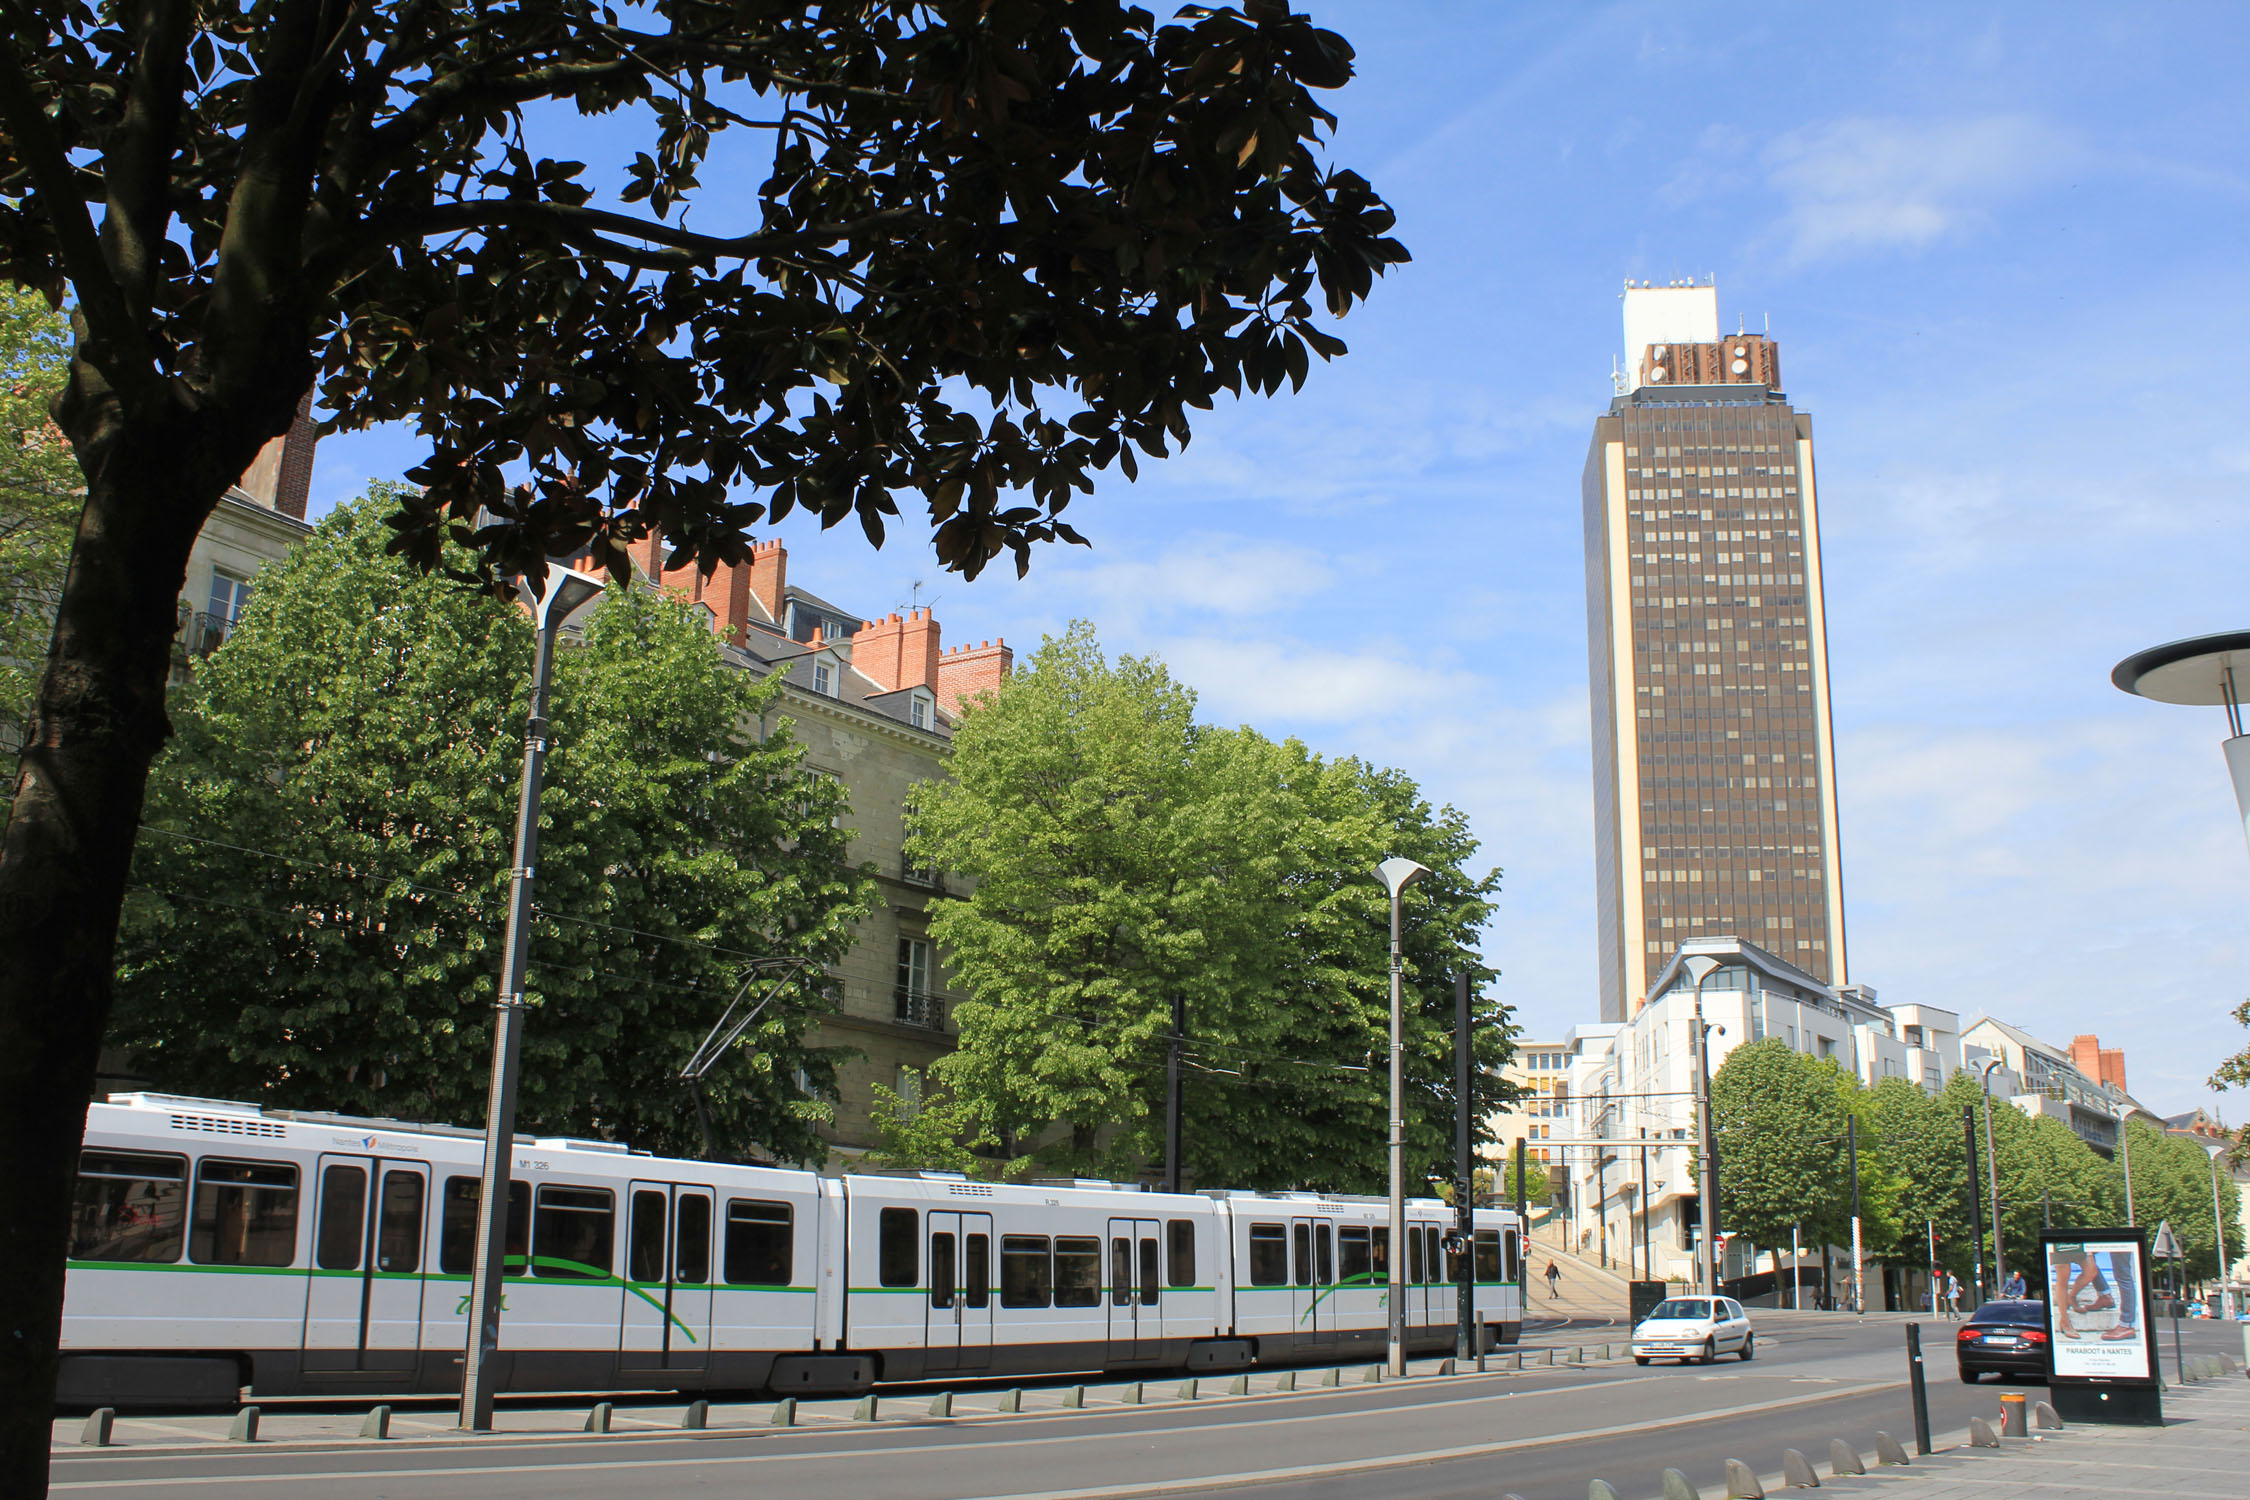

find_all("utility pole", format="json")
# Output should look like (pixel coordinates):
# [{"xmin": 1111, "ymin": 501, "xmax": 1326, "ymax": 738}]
[
  {"xmin": 1980, "ymin": 1060, "xmax": 2007, "ymax": 1289},
  {"xmin": 1165, "ymin": 993, "xmax": 1185, "ymax": 1194},
  {"xmin": 1694, "ymin": 1011, "xmax": 1717, "ymax": 1291},
  {"xmin": 1848, "ymin": 1114, "xmax": 1863, "ymax": 1315},
  {"xmin": 1964, "ymin": 1105, "xmax": 1986, "ymax": 1306},
  {"xmin": 1454, "ymin": 972, "xmax": 1476, "ymax": 1365},
  {"xmin": 2119, "ymin": 1119, "xmax": 2136, "ymax": 1226},
  {"xmin": 1513, "ymin": 1137, "xmax": 1528, "ymax": 1305}
]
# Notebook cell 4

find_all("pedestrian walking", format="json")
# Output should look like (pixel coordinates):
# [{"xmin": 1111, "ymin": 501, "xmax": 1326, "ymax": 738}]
[
  {"xmin": 1545, "ymin": 1260, "xmax": 1561, "ymax": 1300},
  {"xmin": 1945, "ymin": 1271, "xmax": 1961, "ymax": 1320}
]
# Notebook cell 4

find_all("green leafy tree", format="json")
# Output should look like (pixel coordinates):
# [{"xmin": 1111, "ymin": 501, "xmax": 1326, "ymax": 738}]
[
  {"xmin": 1710, "ymin": 1040, "xmax": 1902, "ymax": 1276},
  {"xmin": 0, "ymin": 288, "xmax": 76, "ymax": 747},
  {"xmin": 1866, "ymin": 1075, "xmax": 1978, "ymax": 1280},
  {"xmin": 908, "ymin": 623, "xmax": 1510, "ymax": 1189},
  {"xmin": 0, "ymin": 6, "xmax": 1406, "ymax": 1479},
  {"xmin": 109, "ymin": 491, "xmax": 875, "ymax": 1162},
  {"xmin": 2121, "ymin": 1120, "xmax": 2243, "ymax": 1287}
]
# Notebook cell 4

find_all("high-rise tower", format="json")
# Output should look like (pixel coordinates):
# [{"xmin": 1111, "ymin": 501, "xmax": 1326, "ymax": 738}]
[{"xmin": 1584, "ymin": 282, "xmax": 1846, "ymax": 1022}]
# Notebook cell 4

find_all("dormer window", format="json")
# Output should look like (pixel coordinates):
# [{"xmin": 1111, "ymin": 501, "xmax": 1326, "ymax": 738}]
[
  {"xmin": 909, "ymin": 693, "xmax": 931, "ymax": 730},
  {"xmin": 812, "ymin": 660, "xmax": 833, "ymax": 696}
]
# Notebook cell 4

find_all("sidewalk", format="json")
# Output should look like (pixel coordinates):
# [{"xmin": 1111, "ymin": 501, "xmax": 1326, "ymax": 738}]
[
  {"xmin": 1526, "ymin": 1227, "xmax": 1636, "ymax": 1321},
  {"xmin": 1715, "ymin": 1372, "xmax": 2250, "ymax": 1500},
  {"xmin": 50, "ymin": 1346, "xmax": 1645, "ymax": 1453}
]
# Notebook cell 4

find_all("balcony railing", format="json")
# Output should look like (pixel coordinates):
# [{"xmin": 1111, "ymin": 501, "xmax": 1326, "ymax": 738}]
[
  {"xmin": 894, "ymin": 986, "xmax": 947, "ymax": 1031},
  {"xmin": 172, "ymin": 607, "xmax": 237, "ymax": 662},
  {"xmin": 899, "ymin": 856, "xmax": 946, "ymax": 894}
]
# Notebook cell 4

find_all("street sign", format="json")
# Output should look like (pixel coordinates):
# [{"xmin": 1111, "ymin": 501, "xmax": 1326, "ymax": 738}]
[{"xmin": 2151, "ymin": 1221, "xmax": 2182, "ymax": 1259}]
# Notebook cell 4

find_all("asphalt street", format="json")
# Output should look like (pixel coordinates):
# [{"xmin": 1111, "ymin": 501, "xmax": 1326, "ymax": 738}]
[{"xmin": 47, "ymin": 1312, "xmax": 2250, "ymax": 1500}]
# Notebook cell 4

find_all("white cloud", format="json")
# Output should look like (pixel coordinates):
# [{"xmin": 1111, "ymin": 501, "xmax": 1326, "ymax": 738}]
[{"xmin": 1760, "ymin": 114, "xmax": 2075, "ymax": 263}]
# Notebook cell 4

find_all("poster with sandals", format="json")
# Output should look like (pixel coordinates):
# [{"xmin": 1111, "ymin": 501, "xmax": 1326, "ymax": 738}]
[{"xmin": 2043, "ymin": 1237, "xmax": 2154, "ymax": 1381}]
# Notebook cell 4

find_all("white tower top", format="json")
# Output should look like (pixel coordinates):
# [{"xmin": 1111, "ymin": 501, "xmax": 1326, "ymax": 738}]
[{"xmin": 1621, "ymin": 282, "xmax": 1719, "ymax": 391}]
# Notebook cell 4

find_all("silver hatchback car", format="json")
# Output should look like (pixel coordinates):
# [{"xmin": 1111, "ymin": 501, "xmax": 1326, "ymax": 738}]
[{"xmin": 1632, "ymin": 1295, "xmax": 1755, "ymax": 1365}]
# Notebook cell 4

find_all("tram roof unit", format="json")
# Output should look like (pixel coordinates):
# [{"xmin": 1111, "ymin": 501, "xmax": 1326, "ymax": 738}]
[{"xmin": 96, "ymin": 1092, "xmax": 645, "ymax": 1160}]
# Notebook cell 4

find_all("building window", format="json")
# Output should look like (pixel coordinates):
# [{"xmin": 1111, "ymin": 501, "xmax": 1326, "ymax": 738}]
[
  {"xmin": 811, "ymin": 660, "xmax": 833, "ymax": 696},
  {"xmin": 895, "ymin": 938, "xmax": 942, "ymax": 1028},
  {"xmin": 895, "ymin": 1065, "xmax": 923, "ymax": 1116},
  {"xmin": 909, "ymin": 694, "xmax": 931, "ymax": 730},
  {"xmin": 209, "ymin": 570, "xmax": 252, "ymax": 626}
]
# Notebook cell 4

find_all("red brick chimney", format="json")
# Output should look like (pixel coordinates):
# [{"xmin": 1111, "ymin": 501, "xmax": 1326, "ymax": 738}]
[
  {"xmin": 748, "ymin": 539, "xmax": 786, "ymax": 626},
  {"xmin": 937, "ymin": 638, "xmax": 1012, "ymax": 715},
  {"xmin": 2070, "ymin": 1034, "xmax": 2128, "ymax": 1094},
  {"xmin": 854, "ymin": 608, "xmax": 941, "ymax": 692},
  {"xmin": 626, "ymin": 538, "xmax": 763, "ymax": 642}
]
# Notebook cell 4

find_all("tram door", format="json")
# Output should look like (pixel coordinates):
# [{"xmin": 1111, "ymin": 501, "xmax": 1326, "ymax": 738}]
[
  {"xmin": 1106, "ymin": 1217, "xmax": 1162, "ymax": 1361},
  {"xmin": 1290, "ymin": 1217, "xmax": 1336, "ymax": 1348},
  {"xmin": 619, "ymin": 1182, "xmax": 714, "ymax": 1382},
  {"xmin": 1411, "ymin": 1224, "xmax": 1440, "ymax": 1329},
  {"xmin": 303, "ymin": 1155, "xmax": 429, "ymax": 1372},
  {"xmin": 926, "ymin": 1211, "xmax": 993, "ymax": 1375}
]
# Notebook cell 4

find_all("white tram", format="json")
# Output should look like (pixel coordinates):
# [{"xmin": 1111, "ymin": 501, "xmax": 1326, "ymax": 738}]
[{"xmin": 59, "ymin": 1093, "xmax": 1525, "ymax": 1408}]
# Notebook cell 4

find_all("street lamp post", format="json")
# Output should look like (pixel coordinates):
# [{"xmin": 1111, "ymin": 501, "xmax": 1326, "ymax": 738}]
[
  {"xmin": 1376, "ymin": 856, "xmax": 1431, "ymax": 1378},
  {"xmin": 459, "ymin": 567, "xmax": 604, "ymax": 1433},
  {"xmin": 2206, "ymin": 1144, "xmax": 2235, "ymax": 1320},
  {"xmin": 2111, "ymin": 628, "xmax": 2250, "ymax": 854},
  {"xmin": 1979, "ymin": 1058, "xmax": 2006, "ymax": 1293},
  {"xmin": 1680, "ymin": 953, "xmax": 1721, "ymax": 1296}
]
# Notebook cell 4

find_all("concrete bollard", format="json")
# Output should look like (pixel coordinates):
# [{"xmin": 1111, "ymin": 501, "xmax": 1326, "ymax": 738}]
[
  {"xmin": 770, "ymin": 1398, "xmax": 797, "ymax": 1426},
  {"xmin": 1998, "ymin": 1391, "xmax": 2027, "ymax": 1437},
  {"xmin": 1362, "ymin": 1365, "xmax": 1383, "ymax": 1384},
  {"xmin": 1827, "ymin": 1438, "xmax": 1865, "ymax": 1476},
  {"xmin": 1544, "ymin": 1347, "xmax": 1557, "ymax": 1366},
  {"xmin": 1660, "ymin": 1467, "xmax": 1697, "ymax": 1500},
  {"xmin": 360, "ymin": 1405, "xmax": 392, "ymax": 1440},
  {"xmin": 1968, "ymin": 1417, "xmax": 1999, "ymax": 1448},
  {"xmin": 1178, "ymin": 1378, "xmax": 1199, "ymax": 1400},
  {"xmin": 927, "ymin": 1392, "xmax": 952, "ymax": 1418},
  {"xmin": 79, "ymin": 1409, "xmax": 114, "ymax": 1447},
  {"xmin": 1781, "ymin": 1448, "xmax": 1820, "ymax": 1488},
  {"xmin": 229, "ymin": 1406, "xmax": 260, "ymax": 1443},
  {"xmin": 1874, "ymin": 1431, "xmax": 1911, "ymax": 1466},
  {"xmin": 1572, "ymin": 1345, "xmax": 1586, "ymax": 1364},
  {"xmin": 1275, "ymin": 1371, "xmax": 1296, "ymax": 1392},
  {"xmin": 1121, "ymin": 1382, "xmax": 1143, "ymax": 1405},
  {"xmin": 2033, "ymin": 1401, "xmax": 2064, "ymax": 1430},
  {"xmin": 851, "ymin": 1395, "xmax": 877, "ymax": 1422},
  {"xmin": 1438, "ymin": 1358, "xmax": 1456, "ymax": 1376},
  {"xmin": 584, "ymin": 1402, "xmax": 612, "ymax": 1434},
  {"xmin": 997, "ymin": 1390, "xmax": 1021, "ymax": 1414},
  {"xmin": 1589, "ymin": 1482, "xmax": 1621, "ymax": 1500},
  {"xmin": 681, "ymin": 1400, "xmax": 707, "ymax": 1430},
  {"xmin": 1062, "ymin": 1385, "xmax": 1085, "ymax": 1409},
  {"xmin": 1723, "ymin": 1457, "xmax": 1765, "ymax": 1497},
  {"xmin": 1321, "ymin": 1368, "xmax": 1341, "ymax": 1387},
  {"xmin": 1227, "ymin": 1374, "xmax": 1249, "ymax": 1395}
]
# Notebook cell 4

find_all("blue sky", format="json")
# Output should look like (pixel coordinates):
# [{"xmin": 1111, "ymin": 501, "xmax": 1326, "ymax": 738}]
[{"xmin": 311, "ymin": 3, "xmax": 2250, "ymax": 1117}]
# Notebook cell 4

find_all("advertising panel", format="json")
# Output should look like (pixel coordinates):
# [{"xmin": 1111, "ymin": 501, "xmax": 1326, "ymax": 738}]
[{"xmin": 2041, "ymin": 1233, "xmax": 2156, "ymax": 1384}]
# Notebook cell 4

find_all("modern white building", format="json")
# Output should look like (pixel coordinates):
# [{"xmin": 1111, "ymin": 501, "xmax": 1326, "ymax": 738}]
[
  {"xmin": 1959, "ymin": 1017, "xmax": 2154, "ymax": 1157},
  {"xmin": 1528, "ymin": 936, "xmax": 1959, "ymax": 1288}
]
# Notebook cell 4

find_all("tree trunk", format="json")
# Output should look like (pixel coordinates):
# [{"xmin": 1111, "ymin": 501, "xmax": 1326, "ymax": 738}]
[{"xmin": 0, "ymin": 396, "xmax": 259, "ymax": 1496}]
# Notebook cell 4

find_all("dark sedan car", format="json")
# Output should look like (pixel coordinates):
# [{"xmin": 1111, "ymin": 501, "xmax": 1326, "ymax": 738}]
[{"xmin": 1957, "ymin": 1299, "xmax": 2051, "ymax": 1382}]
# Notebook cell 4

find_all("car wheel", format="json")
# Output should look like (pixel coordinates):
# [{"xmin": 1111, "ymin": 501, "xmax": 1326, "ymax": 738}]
[
  {"xmin": 1700, "ymin": 1337, "xmax": 1717, "ymax": 1365},
  {"xmin": 1959, "ymin": 1368, "xmax": 1981, "ymax": 1384},
  {"xmin": 1738, "ymin": 1333, "xmax": 1754, "ymax": 1362}
]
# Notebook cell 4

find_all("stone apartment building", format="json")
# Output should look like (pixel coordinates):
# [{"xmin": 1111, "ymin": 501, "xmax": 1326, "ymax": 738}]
[
  {"xmin": 170, "ymin": 395, "xmax": 320, "ymax": 679},
  {"xmin": 622, "ymin": 534, "xmax": 1011, "ymax": 1160}
]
